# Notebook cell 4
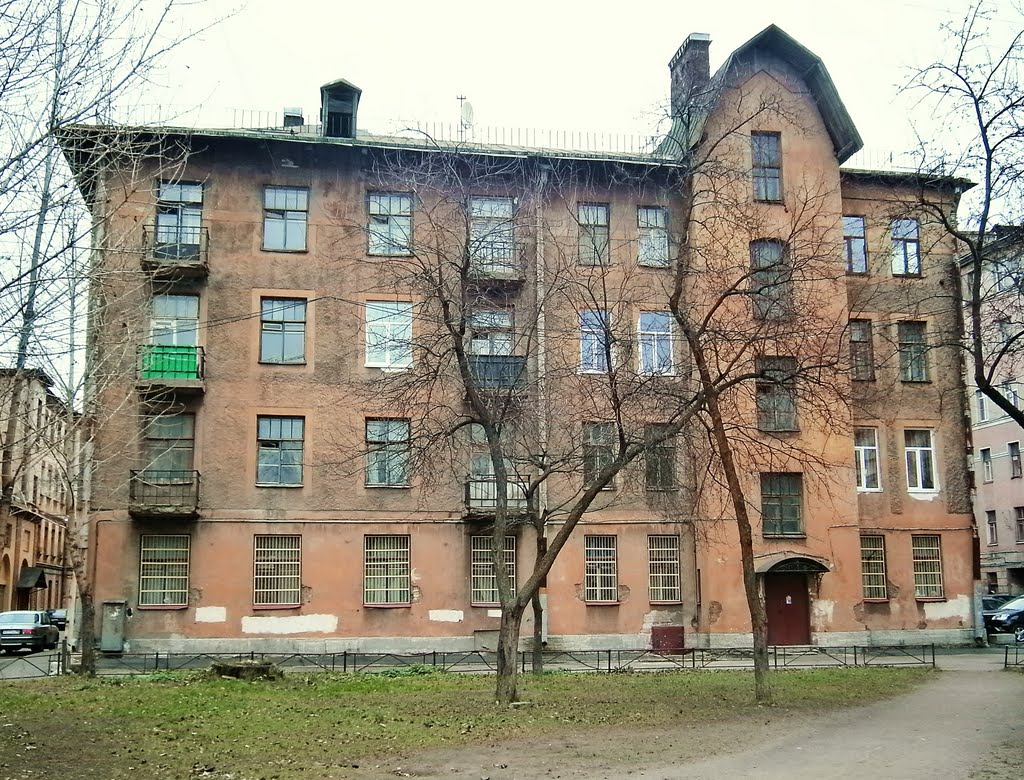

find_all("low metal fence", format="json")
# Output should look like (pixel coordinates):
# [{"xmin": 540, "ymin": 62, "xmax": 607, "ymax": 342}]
[
  {"xmin": 1, "ymin": 643, "xmax": 938, "ymax": 680},
  {"xmin": 1005, "ymin": 644, "xmax": 1024, "ymax": 669}
]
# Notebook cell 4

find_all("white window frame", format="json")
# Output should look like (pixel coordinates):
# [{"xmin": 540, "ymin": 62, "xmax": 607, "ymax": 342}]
[
  {"xmin": 365, "ymin": 418, "xmax": 411, "ymax": 487},
  {"xmin": 253, "ymin": 535, "xmax": 301, "ymax": 607},
  {"xmin": 469, "ymin": 196, "xmax": 516, "ymax": 274},
  {"xmin": 638, "ymin": 311, "xmax": 674, "ymax": 375},
  {"xmin": 638, "ymin": 206, "xmax": 670, "ymax": 267},
  {"xmin": 981, "ymin": 448, "xmax": 993, "ymax": 483},
  {"xmin": 470, "ymin": 535, "xmax": 516, "ymax": 606},
  {"xmin": 854, "ymin": 427, "xmax": 882, "ymax": 491},
  {"xmin": 584, "ymin": 535, "xmax": 618, "ymax": 603},
  {"xmin": 986, "ymin": 511, "xmax": 998, "ymax": 545},
  {"xmin": 365, "ymin": 301, "xmax": 413, "ymax": 368},
  {"xmin": 648, "ymin": 534, "xmax": 681, "ymax": 603},
  {"xmin": 1010, "ymin": 441, "xmax": 1022, "ymax": 479},
  {"xmin": 367, "ymin": 192, "xmax": 413, "ymax": 256},
  {"xmin": 905, "ymin": 429, "xmax": 938, "ymax": 492},
  {"xmin": 580, "ymin": 309, "xmax": 611, "ymax": 373},
  {"xmin": 860, "ymin": 535, "xmax": 888, "ymax": 600},
  {"xmin": 139, "ymin": 534, "xmax": 190, "ymax": 607},
  {"xmin": 891, "ymin": 218, "xmax": 921, "ymax": 276},
  {"xmin": 364, "ymin": 535, "xmax": 411, "ymax": 606},
  {"xmin": 977, "ymin": 391, "xmax": 989, "ymax": 423},
  {"xmin": 912, "ymin": 534, "xmax": 944, "ymax": 599},
  {"xmin": 263, "ymin": 186, "xmax": 309, "ymax": 251}
]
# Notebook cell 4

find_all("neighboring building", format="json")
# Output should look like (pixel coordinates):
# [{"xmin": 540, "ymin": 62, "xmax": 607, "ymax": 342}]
[
  {"xmin": 61, "ymin": 25, "xmax": 976, "ymax": 654},
  {"xmin": 965, "ymin": 226, "xmax": 1024, "ymax": 596},
  {"xmin": 0, "ymin": 369, "xmax": 76, "ymax": 613}
]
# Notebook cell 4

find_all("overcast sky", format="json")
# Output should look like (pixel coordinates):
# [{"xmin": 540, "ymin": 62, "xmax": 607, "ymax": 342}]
[{"xmin": 139, "ymin": 0, "xmax": 1001, "ymax": 157}]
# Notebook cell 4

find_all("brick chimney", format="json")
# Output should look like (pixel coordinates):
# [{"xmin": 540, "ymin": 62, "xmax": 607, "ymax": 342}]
[{"xmin": 669, "ymin": 33, "xmax": 711, "ymax": 116}]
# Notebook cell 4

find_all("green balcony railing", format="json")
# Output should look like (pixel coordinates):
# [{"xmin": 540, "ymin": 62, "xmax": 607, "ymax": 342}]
[{"xmin": 137, "ymin": 345, "xmax": 205, "ymax": 381}]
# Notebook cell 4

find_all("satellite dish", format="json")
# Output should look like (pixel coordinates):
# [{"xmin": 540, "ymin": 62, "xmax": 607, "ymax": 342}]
[{"xmin": 461, "ymin": 101, "xmax": 474, "ymax": 127}]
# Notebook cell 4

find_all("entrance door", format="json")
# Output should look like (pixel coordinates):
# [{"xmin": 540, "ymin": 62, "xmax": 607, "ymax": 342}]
[{"xmin": 764, "ymin": 573, "xmax": 810, "ymax": 645}]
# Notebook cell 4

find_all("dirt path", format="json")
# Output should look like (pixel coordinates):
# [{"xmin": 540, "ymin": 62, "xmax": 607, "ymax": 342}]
[{"xmin": 382, "ymin": 651, "xmax": 1024, "ymax": 780}]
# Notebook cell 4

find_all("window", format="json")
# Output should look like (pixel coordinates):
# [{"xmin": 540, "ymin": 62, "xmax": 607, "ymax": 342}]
[
  {"xmin": 578, "ymin": 203, "xmax": 609, "ymax": 265},
  {"xmin": 260, "ymin": 298, "xmax": 306, "ymax": 364},
  {"xmin": 638, "ymin": 207, "xmax": 669, "ymax": 267},
  {"xmin": 638, "ymin": 312, "xmax": 674, "ymax": 374},
  {"xmin": 584, "ymin": 535, "xmax": 618, "ymax": 603},
  {"xmin": 1015, "ymin": 507, "xmax": 1024, "ymax": 543},
  {"xmin": 263, "ymin": 186, "xmax": 308, "ymax": 251},
  {"xmin": 898, "ymin": 321, "xmax": 929, "ymax": 382},
  {"xmin": 467, "ymin": 310, "xmax": 513, "ymax": 356},
  {"xmin": 905, "ymin": 429, "xmax": 937, "ymax": 492},
  {"xmin": 151, "ymin": 294, "xmax": 199, "ymax": 347},
  {"xmin": 256, "ymin": 416, "xmax": 304, "ymax": 486},
  {"xmin": 155, "ymin": 181, "xmax": 203, "ymax": 259},
  {"xmin": 367, "ymin": 192, "xmax": 412, "ymax": 255},
  {"xmin": 986, "ymin": 511, "xmax": 998, "ymax": 545},
  {"xmin": 645, "ymin": 424, "xmax": 676, "ymax": 491},
  {"xmin": 854, "ymin": 427, "xmax": 881, "ymax": 491},
  {"xmin": 365, "ymin": 301, "xmax": 413, "ymax": 368},
  {"xmin": 583, "ymin": 423, "xmax": 615, "ymax": 487},
  {"xmin": 912, "ymin": 535, "xmax": 944, "ymax": 598},
  {"xmin": 470, "ymin": 535, "xmax": 516, "ymax": 605},
  {"xmin": 756, "ymin": 357, "xmax": 798, "ymax": 431},
  {"xmin": 1002, "ymin": 380, "xmax": 1019, "ymax": 409},
  {"xmin": 364, "ymin": 535, "xmax": 411, "ymax": 605},
  {"xmin": 139, "ymin": 534, "xmax": 189, "ymax": 606},
  {"xmin": 976, "ymin": 391, "xmax": 989, "ymax": 423},
  {"xmin": 860, "ymin": 535, "xmax": 888, "ymax": 600},
  {"xmin": 365, "ymin": 419, "xmax": 410, "ymax": 487},
  {"xmin": 760, "ymin": 473, "xmax": 803, "ymax": 535},
  {"xmin": 751, "ymin": 132, "xmax": 782, "ymax": 201},
  {"xmin": 143, "ymin": 414, "xmax": 195, "ymax": 479},
  {"xmin": 849, "ymin": 319, "xmax": 875, "ymax": 381},
  {"xmin": 750, "ymin": 240, "xmax": 791, "ymax": 319},
  {"xmin": 1011, "ymin": 442, "xmax": 1023, "ymax": 478},
  {"xmin": 253, "ymin": 535, "xmax": 301, "ymax": 606},
  {"xmin": 843, "ymin": 216, "xmax": 867, "ymax": 274},
  {"xmin": 981, "ymin": 448, "xmax": 993, "ymax": 483},
  {"xmin": 891, "ymin": 218, "xmax": 920, "ymax": 276},
  {"xmin": 648, "ymin": 535, "xmax": 681, "ymax": 603},
  {"xmin": 470, "ymin": 196, "xmax": 516, "ymax": 274},
  {"xmin": 580, "ymin": 309, "xmax": 611, "ymax": 373}
]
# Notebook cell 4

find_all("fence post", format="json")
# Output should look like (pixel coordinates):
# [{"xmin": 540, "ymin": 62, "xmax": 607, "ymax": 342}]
[{"xmin": 153, "ymin": 651, "xmax": 158, "ymax": 673}]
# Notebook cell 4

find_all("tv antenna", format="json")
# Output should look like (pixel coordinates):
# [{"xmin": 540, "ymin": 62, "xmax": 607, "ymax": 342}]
[{"xmin": 458, "ymin": 95, "xmax": 474, "ymax": 142}]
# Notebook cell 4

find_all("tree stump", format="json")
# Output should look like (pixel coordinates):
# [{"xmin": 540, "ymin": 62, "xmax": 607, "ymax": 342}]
[{"xmin": 209, "ymin": 660, "xmax": 282, "ymax": 681}]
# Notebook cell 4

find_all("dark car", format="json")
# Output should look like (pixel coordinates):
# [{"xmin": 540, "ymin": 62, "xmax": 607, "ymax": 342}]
[
  {"xmin": 46, "ymin": 609, "xmax": 67, "ymax": 631},
  {"xmin": 986, "ymin": 595, "xmax": 1024, "ymax": 642},
  {"xmin": 0, "ymin": 610, "xmax": 60, "ymax": 653}
]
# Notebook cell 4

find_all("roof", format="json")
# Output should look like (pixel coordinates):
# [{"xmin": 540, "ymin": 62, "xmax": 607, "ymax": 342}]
[
  {"xmin": 16, "ymin": 567, "xmax": 48, "ymax": 589},
  {"xmin": 840, "ymin": 167, "xmax": 975, "ymax": 192},
  {"xmin": 658, "ymin": 24, "xmax": 863, "ymax": 163}
]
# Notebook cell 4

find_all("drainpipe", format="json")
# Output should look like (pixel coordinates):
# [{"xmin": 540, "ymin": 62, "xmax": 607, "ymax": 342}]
[{"xmin": 535, "ymin": 163, "xmax": 549, "ymax": 642}]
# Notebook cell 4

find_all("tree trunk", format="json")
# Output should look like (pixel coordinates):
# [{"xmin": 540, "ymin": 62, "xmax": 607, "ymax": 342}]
[
  {"xmin": 494, "ymin": 604, "xmax": 525, "ymax": 704},
  {"xmin": 77, "ymin": 587, "xmax": 96, "ymax": 676},
  {"xmin": 530, "ymin": 589, "xmax": 544, "ymax": 674}
]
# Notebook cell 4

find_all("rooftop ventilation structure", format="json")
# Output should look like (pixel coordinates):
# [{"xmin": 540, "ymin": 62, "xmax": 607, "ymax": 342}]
[{"xmin": 320, "ymin": 79, "xmax": 361, "ymax": 139}]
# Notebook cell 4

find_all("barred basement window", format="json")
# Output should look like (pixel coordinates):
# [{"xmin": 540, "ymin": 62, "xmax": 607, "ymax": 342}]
[
  {"xmin": 912, "ymin": 535, "xmax": 944, "ymax": 599},
  {"xmin": 585, "ymin": 535, "xmax": 618, "ymax": 603},
  {"xmin": 139, "ymin": 534, "xmax": 190, "ymax": 606},
  {"xmin": 648, "ymin": 534, "xmax": 681, "ymax": 603},
  {"xmin": 253, "ymin": 535, "xmax": 301, "ymax": 606},
  {"xmin": 470, "ymin": 535, "xmax": 516, "ymax": 605},
  {"xmin": 860, "ymin": 535, "xmax": 887, "ymax": 600},
  {"xmin": 364, "ymin": 535, "xmax": 411, "ymax": 605}
]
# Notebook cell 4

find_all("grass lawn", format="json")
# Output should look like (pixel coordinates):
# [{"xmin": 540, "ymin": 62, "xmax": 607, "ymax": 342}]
[{"xmin": 0, "ymin": 666, "xmax": 932, "ymax": 780}]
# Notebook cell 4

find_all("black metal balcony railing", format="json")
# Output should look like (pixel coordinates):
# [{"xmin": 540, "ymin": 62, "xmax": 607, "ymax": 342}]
[
  {"xmin": 467, "ymin": 355, "xmax": 526, "ymax": 390},
  {"xmin": 137, "ymin": 345, "xmax": 205, "ymax": 382},
  {"xmin": 468, "ymin": 241, "xmax": 526, "ymax": 281},
  {"xmin": 465, "ymin": 477, "xmax": 528, "ymax": 512},
  {"xmin": 129, "ymin": 470, "xmax": 200, "ymax": 516},
  {"xmin": 142, "ymin": 225, "xmax": 210, "ymax": 274}
]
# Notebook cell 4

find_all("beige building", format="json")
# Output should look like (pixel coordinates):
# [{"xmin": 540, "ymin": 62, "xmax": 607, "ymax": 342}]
[
  {"xmin": 0, "ymin": 369, "xmax": 76, "ymax": 613},
  {"xmin": 63, "ymin": 25, "xmax": 977, "ymax": 654}
]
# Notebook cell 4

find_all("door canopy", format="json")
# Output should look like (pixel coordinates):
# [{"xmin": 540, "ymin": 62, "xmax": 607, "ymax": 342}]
[{"xmin": 755, "ymin": 552, "xmax": 831, "ymax": 575}]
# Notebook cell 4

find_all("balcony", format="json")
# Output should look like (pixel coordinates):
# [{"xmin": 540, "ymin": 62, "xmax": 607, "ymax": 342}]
[
  {"xmin": 467, "ymin": 355, "xmax": 527, "ymax": 391},
  {"xmin": 136, "ymin": 345, "xmax": 205, "ymax": 397},
  {"xmin": 467, "ymin": 241, "xmax": 526, "ymax": 288},
  {"xmin": 129, "ymin": 470, "xmax": 200, "ymax": 519},
  {"xmin": 141, "ymin": 225, "xmax": 209, "ymax": 279},
  {"xmin": 465, "ymin": 477, "xmax": 529, "ymax": 516}
]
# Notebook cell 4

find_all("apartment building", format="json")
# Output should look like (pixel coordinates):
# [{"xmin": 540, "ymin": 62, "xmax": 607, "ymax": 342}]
[
  {"xmin": 0, "ymin": 369, "xmax": 76, "ymax": 613},
  {"xmin": 62, "ymin": 25, "xmax": 977, "ymax": 654},
  {"xmin": 965, "ymin": 226, "xmax": 1024, "ymax": 596}
]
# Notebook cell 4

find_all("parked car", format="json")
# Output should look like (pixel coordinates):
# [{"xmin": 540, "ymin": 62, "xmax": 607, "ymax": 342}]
[
  {"xmin": 46, "ymin": 609, "xmax": 67, "ymax": 631},
  {"xmin": 986, "ymin": 595, "xmax": 1024, "ymax": 641},
  {"xmin": 0, "ymin": 610, "xmax": 60, "ymax": 653},
  {"xmin": 982, "ymin": 594, "xmax": 1013, "ymax": 632}
]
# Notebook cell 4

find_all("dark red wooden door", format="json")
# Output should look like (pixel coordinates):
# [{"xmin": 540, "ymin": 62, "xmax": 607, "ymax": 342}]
[{"xmin": 764, "ymin": 573, "xmax": 810, "ymax": 645}]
